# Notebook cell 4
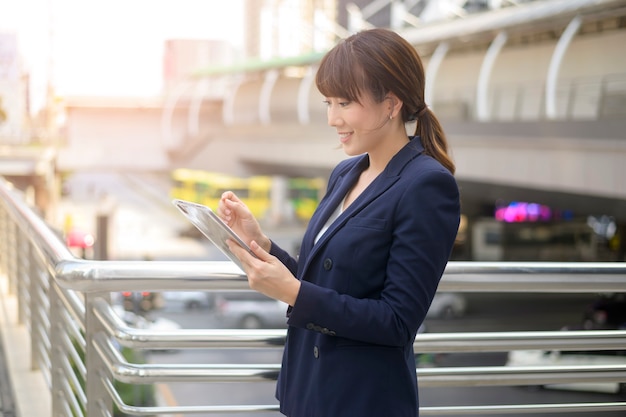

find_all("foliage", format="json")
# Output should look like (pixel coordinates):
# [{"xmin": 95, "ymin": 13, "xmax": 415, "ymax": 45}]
[{"xmin": 70, "ymin": 336, "xmax": 156, "ymax": 417}]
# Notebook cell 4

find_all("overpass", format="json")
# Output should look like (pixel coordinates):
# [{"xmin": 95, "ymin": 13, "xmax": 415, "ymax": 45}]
[
  {"xmin": 4, "ymin": 0, "xmax": 626, "ymax": 231},
  {"xmin": 149, "ymin": 0, "xmax": 626, "ymax": 224}
]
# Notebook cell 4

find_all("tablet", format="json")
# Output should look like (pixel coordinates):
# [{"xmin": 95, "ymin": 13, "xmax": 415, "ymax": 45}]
[{"xmin": 172, "ymin": 199, "xmax": 256, "ymax": 271}]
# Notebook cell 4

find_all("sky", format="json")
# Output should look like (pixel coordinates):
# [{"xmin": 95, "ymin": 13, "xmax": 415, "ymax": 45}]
[{"xmin": 0, "ymin": 0, "xmax": 245, "ymax": 105}]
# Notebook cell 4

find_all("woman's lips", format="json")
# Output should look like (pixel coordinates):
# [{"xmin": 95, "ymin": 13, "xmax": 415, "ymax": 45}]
[{"xmin": 339, "ymin": 132, "xmax": 352, "ymax": 143}]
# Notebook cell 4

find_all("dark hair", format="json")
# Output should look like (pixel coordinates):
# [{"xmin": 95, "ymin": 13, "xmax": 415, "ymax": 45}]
[{"xmin": 315, "ymin": 28, "xmax": 455, "ymax": 174}]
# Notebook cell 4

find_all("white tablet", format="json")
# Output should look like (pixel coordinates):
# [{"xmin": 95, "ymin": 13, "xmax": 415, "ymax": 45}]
[{"xmin": 172, "ymin": 199, "xmax": 256, "ymax": 271}]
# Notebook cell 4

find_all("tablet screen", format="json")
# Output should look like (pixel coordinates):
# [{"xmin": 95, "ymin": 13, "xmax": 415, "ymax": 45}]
[{"xmin": 172, "ymin": 199, "xmax": 255, "ymax": 272}]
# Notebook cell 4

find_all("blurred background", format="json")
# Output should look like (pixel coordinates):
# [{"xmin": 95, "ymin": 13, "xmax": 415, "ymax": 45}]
[
  {"xmin": 2, "ymin": 1, "xmax": 626, "ymax": 414},
  {"xmin": 0, "ymin": 0, "xmax": 626, "ymax": 261},
  {"xmin": 1, "ymin": 0, "xmax": 625, "ymax": 262}
]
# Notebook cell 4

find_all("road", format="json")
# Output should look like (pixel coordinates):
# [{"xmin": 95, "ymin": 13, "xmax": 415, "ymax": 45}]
[
  {"xmin": 146, "ymin": 292, "xmax": 626, "ymax": 417},
  {"xmin": 419, "ymin": 293, "xmax": 626, "ymax": 417}
]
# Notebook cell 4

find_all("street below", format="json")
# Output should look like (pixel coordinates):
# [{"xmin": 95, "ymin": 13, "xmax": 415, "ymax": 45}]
[{"xmin": 146, "ymin": 291, "xmax": 625, "ymax": 417}]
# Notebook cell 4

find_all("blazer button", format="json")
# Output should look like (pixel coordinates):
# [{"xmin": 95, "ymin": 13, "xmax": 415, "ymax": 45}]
[
  {"xmin": 313, "ymin": 346, "xmax": 319, "ymax": 358},
  {"xmin": 323, "ymin": 258, "xmax": 333, "ymax": 270}
]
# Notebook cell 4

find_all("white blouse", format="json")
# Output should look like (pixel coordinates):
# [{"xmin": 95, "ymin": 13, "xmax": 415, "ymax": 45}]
[{"xmin": 314, "ymin": 196, "xmax": 346, "ymax": 244}]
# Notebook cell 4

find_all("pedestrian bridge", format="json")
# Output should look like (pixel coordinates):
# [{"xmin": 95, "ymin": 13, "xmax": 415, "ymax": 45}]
[
  {"xmin": 154, "ymin": 0, "xmax": 626, "ymax": 223},
  {"xmin": 2, "ymin": 166, "xmax": 626, "ymax": 416}
]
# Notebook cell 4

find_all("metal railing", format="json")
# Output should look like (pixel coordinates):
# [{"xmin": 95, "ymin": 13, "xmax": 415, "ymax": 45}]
[
  {"xmin": 433, "ymin": 72, "xmax": 626, "ymax": 122},
  {"xmin": 1, "ymin": 178, "xmax": 626, "ymax": 416}
]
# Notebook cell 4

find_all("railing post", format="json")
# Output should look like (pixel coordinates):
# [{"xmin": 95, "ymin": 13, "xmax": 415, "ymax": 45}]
[
  {"xmin": 0, "ymin": 206, "xmax": 6, "ymax": 282},
  {"xmin": 7, "ymin": 219, "xmax": 18, "ymax": 297},
  {"xmin": 49, "ymin": 281, "xmax": 65, "ymax": 417},
  {"xmin": 28, "ymin": 239, "xmax": 41, "ymax": 370},
  {"xmin": 85, "ymin": 291, "xmax": 113, "ymax": 417}
]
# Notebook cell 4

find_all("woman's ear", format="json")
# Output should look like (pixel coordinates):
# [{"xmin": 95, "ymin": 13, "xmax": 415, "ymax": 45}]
[{"xmin": 386, "ymin": 93, "xmax": 404, "ymax": 119}]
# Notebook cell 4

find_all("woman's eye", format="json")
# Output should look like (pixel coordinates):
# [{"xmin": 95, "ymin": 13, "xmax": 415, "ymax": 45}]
[{"xmin": 322, "ymin": 99, "xmax": 350, "ymax": 107}]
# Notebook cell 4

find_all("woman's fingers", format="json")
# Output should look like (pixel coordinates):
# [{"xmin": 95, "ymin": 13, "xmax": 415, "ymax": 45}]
[
  {"xmin": 249, "ymin": 240, "xmax": 271, "ymax": 261},
  {"xmin": 226, "ymin": 239, "xmax": 300, "ymax": 306}
]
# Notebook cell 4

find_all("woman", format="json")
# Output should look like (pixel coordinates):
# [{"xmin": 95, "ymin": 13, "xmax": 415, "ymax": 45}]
[{"xmin": 219, "ymin": 28, "xmax": 460, "ymax": 417}]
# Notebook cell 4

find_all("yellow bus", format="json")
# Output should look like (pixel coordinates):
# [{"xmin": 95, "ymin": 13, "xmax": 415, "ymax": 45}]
[
  {"xmin": 171, "ymin": 169, "xmax": 323, "ymax": 222},
  {"xmin": 287, "ymin": 177, "xmax": 325, "ymax": 221}
]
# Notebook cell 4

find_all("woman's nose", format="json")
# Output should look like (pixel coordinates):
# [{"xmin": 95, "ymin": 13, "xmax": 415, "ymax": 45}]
[{"xmin": 327, "ymin": 108, "xmax": 341, "ymax": 127}]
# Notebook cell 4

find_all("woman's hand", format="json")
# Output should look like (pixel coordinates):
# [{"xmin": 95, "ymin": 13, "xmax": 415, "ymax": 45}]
[
  {"xmin": 217, "ymin": 191, "xmax": 271, "ymax": 252},
  {"xmin": 227, "ymin": 239, "xmax": 301, "ymax": 306}
]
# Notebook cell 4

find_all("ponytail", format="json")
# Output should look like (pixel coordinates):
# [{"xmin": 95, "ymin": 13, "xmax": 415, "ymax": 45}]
[{"xmin": 413, "ymin": 108, "xmax": 455, "ymax": 175}]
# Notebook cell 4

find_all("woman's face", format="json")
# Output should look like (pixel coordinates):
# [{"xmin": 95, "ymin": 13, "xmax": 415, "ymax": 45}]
[{"xmin": 324, "ymin": 91, "xmax": 392, "ymax": 157}]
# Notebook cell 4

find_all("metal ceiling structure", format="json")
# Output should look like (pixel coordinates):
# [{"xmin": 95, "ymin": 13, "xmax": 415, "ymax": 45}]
[
  {"xmin": 162, "ymin": 0, "xmax": 626, "ymax": 142},
  {"xmin": 158, "ymin": 0, "xmax": 626, "ymax": 224}
]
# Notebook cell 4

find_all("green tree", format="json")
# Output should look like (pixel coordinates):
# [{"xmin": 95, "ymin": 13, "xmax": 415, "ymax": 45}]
[{"xmin": 70, "ymin": 336, "xmax": 156, "ymax": 417}]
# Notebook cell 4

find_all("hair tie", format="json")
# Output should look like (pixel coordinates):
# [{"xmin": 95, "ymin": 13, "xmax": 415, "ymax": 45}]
[
  {"xmin": 416, "ymin": 105, "xmax": 428, "ymax": 118},
  {"xmin": 408, "ymin": 105, "xmax": 428, "ymax": 122}
]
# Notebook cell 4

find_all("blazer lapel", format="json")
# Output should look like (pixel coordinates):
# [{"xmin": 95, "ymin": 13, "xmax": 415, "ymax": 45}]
[
  {"xmin": 314, "ymin": 171, "xmax": 398, "ymax": 248},
  {"xmin": 298, "ymin": 155, "xmax": 367, "ymax": 266},
  {"xmin": 300, "ymin": 139, "xmax": 424, "ymax": 277},
  {"xmin": 331, "ymin": 139, "xmax": 424, "ymax": 235}
]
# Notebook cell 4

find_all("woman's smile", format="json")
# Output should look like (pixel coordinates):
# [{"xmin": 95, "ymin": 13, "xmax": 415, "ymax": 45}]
[{"xmin": 338, "ymin": 131, "xmax": 353, "ymax": 143}]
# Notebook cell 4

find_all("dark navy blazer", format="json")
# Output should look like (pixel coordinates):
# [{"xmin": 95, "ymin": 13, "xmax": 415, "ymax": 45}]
[{"xmin": 270, "ymin": 137, "xmax": 460, "ymax": 417}]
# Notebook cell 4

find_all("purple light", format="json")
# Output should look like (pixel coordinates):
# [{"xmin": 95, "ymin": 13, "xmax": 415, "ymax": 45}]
[{"xmin": 494, "ymin": 201, "xmax": 557, "ymax": 223}]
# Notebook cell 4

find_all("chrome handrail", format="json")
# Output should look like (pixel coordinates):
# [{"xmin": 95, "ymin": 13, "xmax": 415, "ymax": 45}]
[{"xmin": 1, "ymin": 177, "xmax": 626, "ymax": 416}]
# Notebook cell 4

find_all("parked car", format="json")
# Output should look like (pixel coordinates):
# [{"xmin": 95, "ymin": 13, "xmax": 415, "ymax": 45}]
[
  {"xmin": 214, "ymin": 291, "xmax": 288, "ymax": 329},
  {"xmin": 119, "ymin": 291, "xmax": 164, "ymax": 313},
  {"xmin": 113, "ymin": 304, "xmax": 182, "ymax": 354},
  {"xmin": 426, "ymin": 292, "xmax": 467, "ymax": 319},
  {"xmin": 65, "ymin": 227, "xmax": 95, "ymax": 258},
  {"xmin": 113, "ymin": 304, "xmax": 181, "ymax": 332},
  {"xmin": 507, "ymin": 312, "xmax": 626, "ymax": 396},
  {"xmin": 506, "ymin": 348, "xmax": 626, "ymax": 395},
  {"xmin": 213, "ymin": 290, "xmax": 466, "ymax": 329},
  {"xmin": 65, "ymin": 228, "xmax": 95, "ymax": 249},
  {"xmin": 162, "ymin": 291, "xmax": 212, "ymax": 310}
]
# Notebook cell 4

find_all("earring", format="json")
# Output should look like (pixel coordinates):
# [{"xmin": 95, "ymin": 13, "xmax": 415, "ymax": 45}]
[{"xmin": 389, "ymin": 114, "xmax": 393, "ymax": 120}]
